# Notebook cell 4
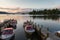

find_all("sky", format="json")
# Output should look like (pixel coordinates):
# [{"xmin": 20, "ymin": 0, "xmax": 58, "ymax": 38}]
[{"xmin": 0, "ymin": 0, "xmax": 60, "ymax": 9}]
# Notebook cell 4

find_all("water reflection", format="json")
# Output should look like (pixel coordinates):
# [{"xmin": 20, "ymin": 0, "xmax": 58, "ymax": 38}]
[
  {"xmin": 25, "ymin": 32, "xmax": 41, "ymax": 40},
  {"xmin": 30, "ymin": 16, "xmax": 60, "ymax": 21},
  {"xmin": 0, "ymin": 14, "xmax": 60, "ymax": 40}
]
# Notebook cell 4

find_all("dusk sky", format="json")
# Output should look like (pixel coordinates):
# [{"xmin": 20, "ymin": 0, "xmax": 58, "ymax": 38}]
[{"xmin": 0, "ymin": 0, "xmax": 60, "ymax": 9}]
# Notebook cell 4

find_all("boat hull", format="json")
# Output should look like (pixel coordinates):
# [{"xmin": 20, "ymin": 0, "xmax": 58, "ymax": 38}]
[
  {"xmin": 25, "ymin": 29, "xmax": 35, "ymax": 35},
  {"xmin": 0, "ymin": 34, "xmax": 15, "ymax": 40}
]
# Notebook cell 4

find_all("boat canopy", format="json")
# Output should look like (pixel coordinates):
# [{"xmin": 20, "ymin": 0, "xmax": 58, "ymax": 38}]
[
  {"xmin": 3, "ymin": 28, "xmax": 13, "ymax": 30},
  {"xmin": 26, "ymin": 25, "xmax": 32, "ymax": 27},
  {"xmin": 25, "ymin": 25, "xmax": 33, "ymax": 30},
  {"xmin": 2, "ymin": 28, "xmax": 13, "ymax": 34}
]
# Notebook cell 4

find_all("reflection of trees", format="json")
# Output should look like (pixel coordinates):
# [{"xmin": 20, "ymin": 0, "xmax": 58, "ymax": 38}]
[{"xmin": 30, "ymin": 16, "xmax": 60, "ymax": 20}]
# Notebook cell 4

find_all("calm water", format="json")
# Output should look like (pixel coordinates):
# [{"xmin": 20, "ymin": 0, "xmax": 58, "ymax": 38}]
[{"xmin": 0, "ymin": 14, "xmax": 60, "ymax": 40}]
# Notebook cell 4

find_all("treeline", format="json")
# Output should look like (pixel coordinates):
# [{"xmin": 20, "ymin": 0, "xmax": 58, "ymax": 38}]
[{"xmin": 29, "ymin": 9, "xmax": 60, "ymax": 16}]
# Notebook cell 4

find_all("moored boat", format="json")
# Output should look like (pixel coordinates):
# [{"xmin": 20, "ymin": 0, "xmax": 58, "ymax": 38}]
[
  {"xmin": 25, "ymin": 25, "xmax": 35, "ymax": 35},
  {"xmin": 24, "ymin": 20, "xmax": 35, "ymax": 35},
  {"xmin": 55, "ymin": 31, "xmax": 60, "ymax": 37},
  {"xmin": 0, "ymin": 28, "xmax": 15, "ymax": 40}
]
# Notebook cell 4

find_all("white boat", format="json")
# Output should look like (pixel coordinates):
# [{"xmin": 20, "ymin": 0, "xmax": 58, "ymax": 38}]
[
  {"xmin": 25, "ymin": 25, "xmax": 35, "ymax": 35},
  {"xmin": 0, "ymin": 28, "xmax": 15, "ymax": 40},
  {"xmin": 55, "ymin": 31, "xmax": 60, "ymax": 37}
]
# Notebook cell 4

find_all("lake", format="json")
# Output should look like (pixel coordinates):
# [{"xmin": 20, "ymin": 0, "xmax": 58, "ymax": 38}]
[{"xmin": 0, "ymin": 14, "xmax": 60, "ymax": 40}]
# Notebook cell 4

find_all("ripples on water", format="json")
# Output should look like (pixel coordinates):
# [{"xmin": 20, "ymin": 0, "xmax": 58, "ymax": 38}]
[{"xmin": 0, "ymin": 14, "xmax": 60, "ymax": 40}]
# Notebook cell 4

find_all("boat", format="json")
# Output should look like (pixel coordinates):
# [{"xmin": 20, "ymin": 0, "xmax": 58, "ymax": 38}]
[
  {"xmin": 55, "ymin": 31, "xmax": 60, "ymax": 37},
  {"xmin": 0, "ymin": 28, "xmax": 15, "ymax": 40},
  {"xmin": 25, "ymin": 25, "xmax": 35, "ymax": 35},
  {"xmin": 24, "ymin": 20, "xmax": 35, "ymax": 35}
]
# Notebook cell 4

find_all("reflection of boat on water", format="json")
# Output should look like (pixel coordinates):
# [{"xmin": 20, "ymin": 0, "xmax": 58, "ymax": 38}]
[
  {"xmin": 0, "ymin": 28, "xmax": 15, "ymax": 40},
  {"xmin": 23, "ymin": 20, "xmax": 35, "ymax": 35}
]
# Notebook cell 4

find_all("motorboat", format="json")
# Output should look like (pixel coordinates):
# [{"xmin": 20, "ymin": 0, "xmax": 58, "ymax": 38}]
[
  {"xmin": 55, "ymin": 31, "xmax": 60, "ymax": 37},
  {"xmin": 0, "ymin": 28, "xmax": 15, "ymax": 40},
  {"xmin": 25, "ymin": 25, "xmax": 35, "ymax": 35}
]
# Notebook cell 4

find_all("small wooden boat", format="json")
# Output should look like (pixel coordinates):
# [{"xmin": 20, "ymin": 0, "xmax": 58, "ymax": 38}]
[
  {"xmin": 25, "ymin": 25, "xmax": 35, "ymax": 35},
  {"xmin": 55, "ymin": 31, "xmax": 60, "ymax": 37},
  {"xmin": 0, "ymin": 28, "xmax": 15, "ymax": 40}
]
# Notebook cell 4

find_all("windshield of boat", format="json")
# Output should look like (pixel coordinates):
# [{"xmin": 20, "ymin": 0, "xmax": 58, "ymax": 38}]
[{"xmin": 2, "ymin": 30, "xmax": 13, "ymax": 35}]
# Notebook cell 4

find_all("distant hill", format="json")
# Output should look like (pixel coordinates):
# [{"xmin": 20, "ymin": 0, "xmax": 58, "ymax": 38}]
[
  {"xmin": 0, "ymin": 11, "xmax": 15, "ymax": 14},
  {"xmin": 0, "ymin": 11, "xmax": 8, "ymax": 14},
  {"xmin": 0, "ymin": 7, "xmax": 33, "ymax": 13},
  {"xmin": 0, "ymin": 11, "xmax": 25, "ymax": 14}
]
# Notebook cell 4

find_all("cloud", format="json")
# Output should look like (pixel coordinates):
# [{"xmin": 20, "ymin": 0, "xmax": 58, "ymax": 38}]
[
  {"xmin": 0, "ymin": 7, "xmax": 20, "ymax": 13},
  {"xmin": 0, "ymin": 7, "xmax": 19, "ymax": 10},
  {"xmin": 55, "ymin": 5, "xmax": 60, "ymax": 8}
]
